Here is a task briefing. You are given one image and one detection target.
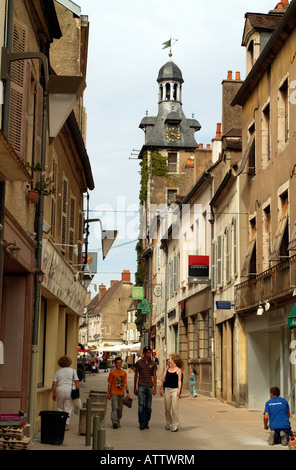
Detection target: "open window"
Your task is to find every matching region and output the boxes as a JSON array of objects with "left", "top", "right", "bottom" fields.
[
  {"left": 241, "top": 218, "right": 256, "bottom": 277},
  {"left": 270, "top": 192, "right": 289, "bottom": 261}
]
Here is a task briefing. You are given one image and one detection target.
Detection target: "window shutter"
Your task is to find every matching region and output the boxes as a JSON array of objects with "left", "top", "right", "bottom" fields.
[
  {"left": 226, "top": 225, "right": 231, "bottom": 283},
  {"left": 233, "top": 216, "right": 238, "bottom": 276},
  {"left": 33, "top": 82, "right": 43, "bottom": 186},
  {"left": 211, "top": 240, "right": 217, "bottom": 292},
  {"left": 217, "top": 234, "right": 223, "bottom": 287},
  {"left": 9, "top": 20, "right": 30, "bottom": 161},
  {"left": 61, "top": 178, "right": 68, "bottom": 252},
  {"left": 69, "top": 196, "right": 76, "bottom": 262}
]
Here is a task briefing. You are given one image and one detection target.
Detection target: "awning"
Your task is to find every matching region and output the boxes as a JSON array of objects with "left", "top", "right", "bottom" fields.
[{"left": 288, "top": 303, "right": 296, "bottom": 329}]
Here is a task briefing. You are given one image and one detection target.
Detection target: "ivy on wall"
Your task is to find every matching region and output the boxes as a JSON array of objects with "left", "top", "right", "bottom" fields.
[{"left": 135, "top": 150, "right": 179, "bottom": 330}]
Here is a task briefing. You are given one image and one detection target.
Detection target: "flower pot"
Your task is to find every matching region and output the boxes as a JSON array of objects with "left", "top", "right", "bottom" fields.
[{"left": 28, "top": 189, "right": 40, "bottom": 203}]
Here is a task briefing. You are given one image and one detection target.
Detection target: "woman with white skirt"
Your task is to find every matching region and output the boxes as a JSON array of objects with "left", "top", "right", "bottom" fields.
[{"left": 52, "top": 355, "right": 80, "bottom": 430}]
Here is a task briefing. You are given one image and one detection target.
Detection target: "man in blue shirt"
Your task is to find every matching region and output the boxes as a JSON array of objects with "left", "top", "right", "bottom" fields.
[{"left": 263, "top": 386, "right": 293, "bottom": 446}]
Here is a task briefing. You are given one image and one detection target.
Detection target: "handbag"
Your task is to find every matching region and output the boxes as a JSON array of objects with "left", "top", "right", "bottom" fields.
[
  {"left": 123, "top": 396, "right": 133, "bottom": 408},
  {"left": 71, "top": 370, "right": 80, "bottom": 400}
]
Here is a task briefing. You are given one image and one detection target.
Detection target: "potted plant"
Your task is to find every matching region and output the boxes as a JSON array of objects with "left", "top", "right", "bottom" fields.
[{"left": 25, "top": 162, "right": 55, "bottom": 203}]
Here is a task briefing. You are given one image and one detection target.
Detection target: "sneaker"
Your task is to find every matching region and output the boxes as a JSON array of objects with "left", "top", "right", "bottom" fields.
[
  {"left": 268, "top": 431, "right": 275, "bottom": 446},
  {"left": 165, "top": 425, "right": 170, "bottom": 430},
  {"left": 139, "top": 425, "right": 145, "bottom": 430},
  {"left": 280, "top": 431, "right": 288, "bottom": 446},
  {"left": 113, "top": 423, "right": 118, "bottom": 429},
  {"left": 171, "top": 427, "right": 178, "bottom": 432}
]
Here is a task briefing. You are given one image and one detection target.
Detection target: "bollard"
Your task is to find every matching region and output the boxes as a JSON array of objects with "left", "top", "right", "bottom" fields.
[
  {"left": 85, "top": 397, "right": 92, "bottom": 446},
  {"left": 104, "top": 444, "right": 113, "bottom": 450},
  {"left": 98, "top": 428, "right": 106, "bottom": 450},
  {"left": 92, "top": 415, "right": 101, "bottom": 450}
]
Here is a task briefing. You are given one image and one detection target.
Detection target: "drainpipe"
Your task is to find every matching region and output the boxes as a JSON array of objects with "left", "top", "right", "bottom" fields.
[
  {"left": 28, "top": 68, "right": 48, "bottom": 437},
  {"left": 204, "top": 171, "right": 215, "bottom": 398}
]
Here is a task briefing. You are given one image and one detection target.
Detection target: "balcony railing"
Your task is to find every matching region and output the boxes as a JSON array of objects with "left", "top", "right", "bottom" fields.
[{"left": 235, "top": 254, "right": 296, "bottom": 312}]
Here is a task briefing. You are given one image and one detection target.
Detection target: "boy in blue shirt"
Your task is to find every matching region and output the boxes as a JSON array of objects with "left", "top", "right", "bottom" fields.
[{"left": 263, "top": 386, "right": 293, "bottom": 446}]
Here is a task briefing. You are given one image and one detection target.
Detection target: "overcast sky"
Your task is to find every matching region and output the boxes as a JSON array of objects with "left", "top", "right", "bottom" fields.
[{"left": 76, "top": 0, "right": 278, "bottom": 295}]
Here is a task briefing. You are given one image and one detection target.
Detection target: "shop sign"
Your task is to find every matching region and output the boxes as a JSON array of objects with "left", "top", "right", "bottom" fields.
[
  {"left": 188, "top": 255, "right": 209, "bottom": 284},
  {"left": 288, "top": 303, "right": 296, "bottom": 329}
]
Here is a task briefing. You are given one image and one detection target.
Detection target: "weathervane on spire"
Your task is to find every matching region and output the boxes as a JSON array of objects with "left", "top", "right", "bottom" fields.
[{"left": 162, "top": 38, "right": 178, "bottom": 58}]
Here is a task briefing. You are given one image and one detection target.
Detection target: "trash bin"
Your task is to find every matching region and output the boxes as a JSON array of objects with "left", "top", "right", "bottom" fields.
[{"left": 39, "top": 411, "right": 69, "bottom": 445}]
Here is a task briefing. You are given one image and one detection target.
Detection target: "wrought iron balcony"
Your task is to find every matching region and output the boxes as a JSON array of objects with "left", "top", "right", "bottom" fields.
[{"left": 235, "top": 254, "right": 296, "bottom": 313}]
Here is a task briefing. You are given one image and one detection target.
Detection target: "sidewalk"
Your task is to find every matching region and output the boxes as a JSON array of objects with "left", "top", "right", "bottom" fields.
[{"left": 31, "top": 370, "right": 295, "bottom": 452}]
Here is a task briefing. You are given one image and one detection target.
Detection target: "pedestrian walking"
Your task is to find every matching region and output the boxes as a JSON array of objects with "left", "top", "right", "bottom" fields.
[
  {"left": 51, "top": 355, "right": 80, "bottom": 431},
  {"left": 263, "top": 386, "right": 293, "bottom": 446},
  {"left": 188, "top": 367, "right": 197, "bottom": 397},
  {"left": 107, "top": 357, "right": 130, "bottom": 429},
  {"left": 134, "top": 346, "right": 157, "bottom": 430},
  {"left": 159, "top": 353, "right": 183, "bottom": 432}
]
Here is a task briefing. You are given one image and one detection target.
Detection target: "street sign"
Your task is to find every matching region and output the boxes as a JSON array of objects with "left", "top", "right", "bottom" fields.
[{"left": 216, "top": 301, "right": 232, "bottom": 310}]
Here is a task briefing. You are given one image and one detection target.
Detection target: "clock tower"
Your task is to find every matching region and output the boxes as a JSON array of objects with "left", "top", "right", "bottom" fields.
[{"left": 138, "top": 53, "right": 201, "bottom": 213}]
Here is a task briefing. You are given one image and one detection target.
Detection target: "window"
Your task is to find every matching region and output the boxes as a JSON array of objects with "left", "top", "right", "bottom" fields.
[
  {"left": 168, "top": 152, "right": 177, "bottom": 172},
  {"left": 248, "top": 123, "right": 256, "bottom": 177},
  {"left": 278, "top": 77, "right": 289, "bottom": 148},
  {"left": 241, "top": 218, "right": 256, "bottom": 277},
  {"left": 270, "top": 191, "right": 289, "bottom": 261},
  {"left": 262, "top": 102, "right": 271, "bottom": 166},
  {"left": 262, "top": 205, "right": 271, "bottom": 270},
  {"left": 198, "top": 311, "right": 211, "bottom": 359},
  {"left": 167, "top": 189, "right": 177, "bottom": 205}
]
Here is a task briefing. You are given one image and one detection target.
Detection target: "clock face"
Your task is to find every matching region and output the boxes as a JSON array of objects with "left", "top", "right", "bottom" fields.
[{"left": 166, "top": 125, "right": 180, "bottom": 142}]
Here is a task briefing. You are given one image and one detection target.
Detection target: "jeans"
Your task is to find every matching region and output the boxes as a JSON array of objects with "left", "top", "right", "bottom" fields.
[
  {"left": 273, "top": 427, "right": 293, "bottom": 444},
  {"left": 138, "top": 385, "right": 153, "bottom": 426}
]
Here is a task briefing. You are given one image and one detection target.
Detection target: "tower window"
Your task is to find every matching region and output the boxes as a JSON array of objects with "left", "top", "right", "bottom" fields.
[{"left": 168, "top": 152, "right": 177, "bottom": 172}]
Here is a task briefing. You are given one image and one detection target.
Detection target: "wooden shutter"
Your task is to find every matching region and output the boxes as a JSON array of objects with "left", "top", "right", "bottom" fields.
[
  {"left": 33, "top": 82, "right": 43, "bottom": 186},
  {"left": 69, "top": 196, "right": 76, "bottom": 262},
  {"left": 61, "top": 178, "right": 68, "bottom": 252},
  {"left": 8, "top": 20, "right": 30, "bottom": 161},
  {"left": 217, "top": 234, "right": 223, "bottom": 287},
  {"left": 270, "top": 203, "right": 288, "bottom": 260}
]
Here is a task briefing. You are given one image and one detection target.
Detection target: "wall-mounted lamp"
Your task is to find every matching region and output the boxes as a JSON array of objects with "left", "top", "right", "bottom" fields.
[
  {"left": 35, "top": 269, "right": 45, "bottom": 284},
  {"left": 292, "top": 286, "right": 296, "bottom": 297},
  {"left": 265, "top": 301, "right": 270, "bottom": 311},
  {"left": 257, "top": 305, "right": 264, "bottom": 316},
  {"left": 3, "top": 240, "right": 21, "bottom": 260}
]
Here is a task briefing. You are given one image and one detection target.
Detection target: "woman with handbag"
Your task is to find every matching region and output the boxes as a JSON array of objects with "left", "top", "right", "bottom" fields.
[{"left": 52, "top": 355, "right": 80, "bottom": 430}]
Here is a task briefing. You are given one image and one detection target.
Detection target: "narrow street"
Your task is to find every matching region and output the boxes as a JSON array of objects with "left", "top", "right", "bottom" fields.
[{"left": 31, "top": 370, "right": 295, "bottom": 452}]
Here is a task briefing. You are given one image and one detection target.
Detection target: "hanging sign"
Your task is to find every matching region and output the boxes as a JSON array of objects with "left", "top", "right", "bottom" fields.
[{"left": 132, "top": 286, "right": 144, "bottom": 300}]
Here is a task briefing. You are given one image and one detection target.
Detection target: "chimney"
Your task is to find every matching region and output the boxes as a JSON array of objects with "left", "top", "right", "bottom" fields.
[
  {"left": 227, "top": 70, "right": 232, "bottom": 79},
  {"left": 99, "top": 283, "right": 106, "bottom": 299},
  {"left": 216, "top": 123, "right": 222, "bottom": 139},
  {"left": 222, "top": 71, "right": 242, "bottom": 136},
  {"left": 121, "top": 270, "right": 131, "bottom": 282}
]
